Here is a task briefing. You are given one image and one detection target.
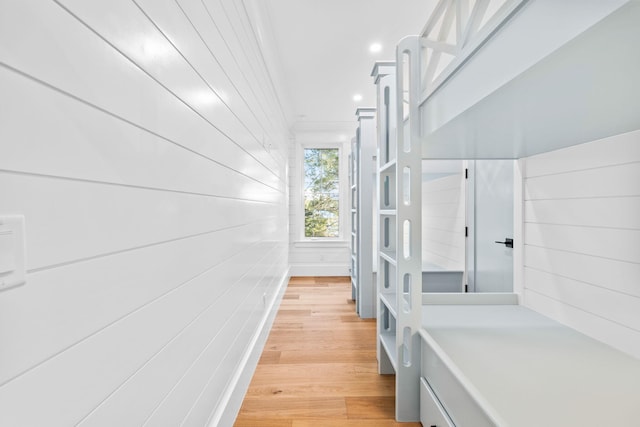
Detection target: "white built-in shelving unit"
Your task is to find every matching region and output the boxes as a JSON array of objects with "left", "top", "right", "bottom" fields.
[
  {"left": 350, "top": 108, "right": 376, "bottom": 318},
  {"left": 372, "top": 56, "right": 422, "bottom": 421},
  {"left": 349, "top": 135, "right": 358, "bottom": 302},
  {"left": 378, "top": 0, "right": 640, "bottom": 424},
  {"left": 372, "top": 61, "right": 396, "bottom": 375}
]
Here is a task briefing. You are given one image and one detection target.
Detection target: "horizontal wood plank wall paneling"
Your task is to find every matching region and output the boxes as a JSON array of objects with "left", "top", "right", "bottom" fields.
[
  {"left": 0, "top": 172, "right": 279, "bottom": 269},
  {"left": 81, "top": 248, "right": 286, "bottom": 427},
  {"left": 234, "top": 277, "right": 422, "bottom": 427},
  {"left": 0, "top": 2, "right": 282, "bottom": 190},
  {"left": 0, "top": 243, "right": 281, "bottom": 426},
  {"left": 522, "top": 130, "right": 640, "bottom": 359},
  {"left": 0, "top": 221, "right": 272, "bottom": 386},
  {"left": 422, "top": 173, "right": 465, "bottom": 270},
  {"left": 0, "top": 0, "right": 290, "bottom": 425}
]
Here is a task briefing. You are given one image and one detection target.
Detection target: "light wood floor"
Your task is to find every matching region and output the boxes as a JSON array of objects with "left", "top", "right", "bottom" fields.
[{"left": 234, "top": 276, "right": 421, "bottom": 427}]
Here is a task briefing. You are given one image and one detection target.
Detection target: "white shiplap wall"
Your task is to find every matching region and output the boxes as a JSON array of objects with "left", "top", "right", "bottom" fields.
[
  {"left": 0, "top": 0, "right": 290, "bottom": 426},
  {"left": 523, "top": 130, "right": 640, "bottom": 359},
  {"left": 422, "top": 172, "right": 466, "bottom": 270}
]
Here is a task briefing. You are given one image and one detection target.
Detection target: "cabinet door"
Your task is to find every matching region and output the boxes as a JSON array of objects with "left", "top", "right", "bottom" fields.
[
  {"left": 420, "top": 377, "right": 455, "bottom": 427},
  {"left": 467, "top": 160, "right": 514, "bottom": 293}
]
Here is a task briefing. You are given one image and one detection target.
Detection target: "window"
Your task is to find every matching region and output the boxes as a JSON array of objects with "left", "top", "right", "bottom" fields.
[{"left": 303, "top": 148, "right": 340, "bottom": 238}]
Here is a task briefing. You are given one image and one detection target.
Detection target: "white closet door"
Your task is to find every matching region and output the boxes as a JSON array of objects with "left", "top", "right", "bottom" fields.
[{"left": 469, "top": 160, "right": 514, "bottom": 293}]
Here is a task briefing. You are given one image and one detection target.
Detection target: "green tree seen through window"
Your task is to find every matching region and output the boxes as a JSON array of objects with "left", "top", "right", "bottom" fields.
[{"left": 304, "top": 148, "right": 339, "bottom": 238}]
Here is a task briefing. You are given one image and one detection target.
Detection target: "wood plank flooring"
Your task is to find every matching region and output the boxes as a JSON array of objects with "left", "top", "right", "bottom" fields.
[{"left": 234, "top": 276, "right": 421, "bottom": 427}]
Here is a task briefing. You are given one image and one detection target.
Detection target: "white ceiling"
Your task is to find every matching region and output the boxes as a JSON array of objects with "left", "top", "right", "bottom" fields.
[{"left": 260, "top": 0, "right": 435, "bottom": 132}]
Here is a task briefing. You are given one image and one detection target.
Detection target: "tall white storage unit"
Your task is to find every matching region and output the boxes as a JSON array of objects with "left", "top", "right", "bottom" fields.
[
  {"left": 350, "top": 136, "right": 358, "bottom": 302},
  {"left": 379, "top": 0, "right": 640, "bottom": 424},
  {"left": 351, "top": 108, "right": 377, "bottom": 318},
  {"left": 373, "top": 52, "right": 423, "bottom": 420},
  {"left": 372, "top": 61, "right": 397, "bottom": 376}
]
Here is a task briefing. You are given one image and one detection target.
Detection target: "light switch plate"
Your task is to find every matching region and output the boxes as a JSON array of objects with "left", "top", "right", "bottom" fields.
[{"left": 0, "top": 215, "right": 26, "bottom": 291}]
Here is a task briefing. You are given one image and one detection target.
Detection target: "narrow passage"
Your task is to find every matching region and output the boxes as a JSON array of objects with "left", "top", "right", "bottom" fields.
[{"left": 234, "top": 276, "right": 421, "bottom": 426}]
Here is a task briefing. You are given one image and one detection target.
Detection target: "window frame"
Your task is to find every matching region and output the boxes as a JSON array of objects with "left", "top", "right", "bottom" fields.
[{"left": 298, "top": 141, "right": 348, "bottom": 242}]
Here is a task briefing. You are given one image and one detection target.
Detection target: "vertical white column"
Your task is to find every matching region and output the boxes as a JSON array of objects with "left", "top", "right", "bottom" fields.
[
  {"left": 350, "top": 137, "right": 358, "bottom": 302},
  {"left": 372, "top": 61, "right": 398, "bottom": 375},
  {"left": 394, "top": 35, "right": 422, "bottom": 422},
  {"left": 355, "top": 108, "right": 377, "bottom": 318}
]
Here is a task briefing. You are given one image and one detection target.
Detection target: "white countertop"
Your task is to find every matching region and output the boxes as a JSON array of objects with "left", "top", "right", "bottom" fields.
[
  {"left": 422, "top": 261, "right": 463, "bottom": 272},
  {"left": 421, "top": 304, "right": 640, "bottom": 427}
]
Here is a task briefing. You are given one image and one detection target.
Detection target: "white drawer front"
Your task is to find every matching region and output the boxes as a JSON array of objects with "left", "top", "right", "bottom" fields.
[
  {"left": 420, "top": 377, "right": 455, "bottom": 427},
  {"left": 421, "top": 339, "right": 495, "bottom": 427}
]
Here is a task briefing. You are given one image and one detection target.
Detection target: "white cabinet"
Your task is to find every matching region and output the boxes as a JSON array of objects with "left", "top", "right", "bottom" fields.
[
  {"left": 350, "top": 107, "right": 376, "bottom": 318},
  {"left": 350, "top": 135, "right": 358, "bottom": 302},
  {"left": 373, "top": 53, "right": 422, "bottom": 422},
  {"left": 419, "top": 302, "right": 640, "bottom": 427},
  {"left": 421, "top": 334, "right": 494, "bottom": 427},
  {"left": 420, "top": 378, "right": 455, "bottom": 427},
  {"left": 373, "top": 61, "right": 398, "bottom": 375}
]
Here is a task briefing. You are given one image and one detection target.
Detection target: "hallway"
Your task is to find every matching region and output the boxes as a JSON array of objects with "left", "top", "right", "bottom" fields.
[{"left": 234, "top": 277, "right": 421, "bottom": 426}]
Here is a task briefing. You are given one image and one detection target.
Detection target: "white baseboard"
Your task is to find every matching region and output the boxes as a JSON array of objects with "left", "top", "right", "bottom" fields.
[
  {"left": 289, "top": 263, "right": 350, "bottom": 277},
  {"left": 207, "top": 267, "right": 290, "bottom": 427}
]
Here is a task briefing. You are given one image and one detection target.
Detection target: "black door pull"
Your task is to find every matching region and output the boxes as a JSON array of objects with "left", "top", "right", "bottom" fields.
[{"left": 495, "top": 238, "right": 514, "bottom": 248}]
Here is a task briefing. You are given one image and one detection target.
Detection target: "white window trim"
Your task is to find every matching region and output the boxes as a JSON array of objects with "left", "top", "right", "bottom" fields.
[{"left": 298, "top": 141, "right": 349, "bottom": 242}]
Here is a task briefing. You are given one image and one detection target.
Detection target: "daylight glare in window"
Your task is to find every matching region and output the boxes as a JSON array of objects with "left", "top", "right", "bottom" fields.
[{"left": 304, "top": 148, "right": 340, "bottom": 238}]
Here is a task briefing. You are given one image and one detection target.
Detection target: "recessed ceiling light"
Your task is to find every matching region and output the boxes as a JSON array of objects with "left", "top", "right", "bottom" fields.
[
  {"left": 369, "top": 43, "right": 382, "bottom": 53},
  {"left": 353, "top": 94, "right": 363, "bottom": 102}
]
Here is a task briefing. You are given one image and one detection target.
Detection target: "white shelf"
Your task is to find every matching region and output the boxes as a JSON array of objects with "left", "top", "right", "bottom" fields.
[
  {"left": 380, "top": 292, "right": 398, "bottom": 318},
  {"left": 379, "top": 250, "right": 397, "bottom": 266},
  {"left": 379, "top": 209, "right": 396, "bottom": 216},
  {"left": 379, "top": 332, "right": 398, "bottom": 372},
  {"left": 379, "top": 159, "right": 397, "bottom": 173}
]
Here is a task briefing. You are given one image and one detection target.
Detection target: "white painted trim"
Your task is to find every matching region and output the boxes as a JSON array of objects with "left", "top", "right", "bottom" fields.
[
  {"left": 422, "top": 292, "right": 518, "bottom": 305},
  {"left": 513, "top": 159, "right": 525, "bottom": 300},
  {"left": 291, "top": 240, "right": 349, "bottom": 248},
  {"left": 297, "top": 141, "right": 350, "bottom": 242},
  {"left": 207, "top": 268, "right": 290, "bottom": 427},
  {"left": 289, "top": 264, "right": 350, "bottom": 277},
  {"left": 419, "top": 328, "right": 510, "bottom": 427},
  {"left": 292, "top": 121, "right": 357, "bottom": 133},
  {"left": 419, "top": 0, "right": 529, "bottom": 100}
]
